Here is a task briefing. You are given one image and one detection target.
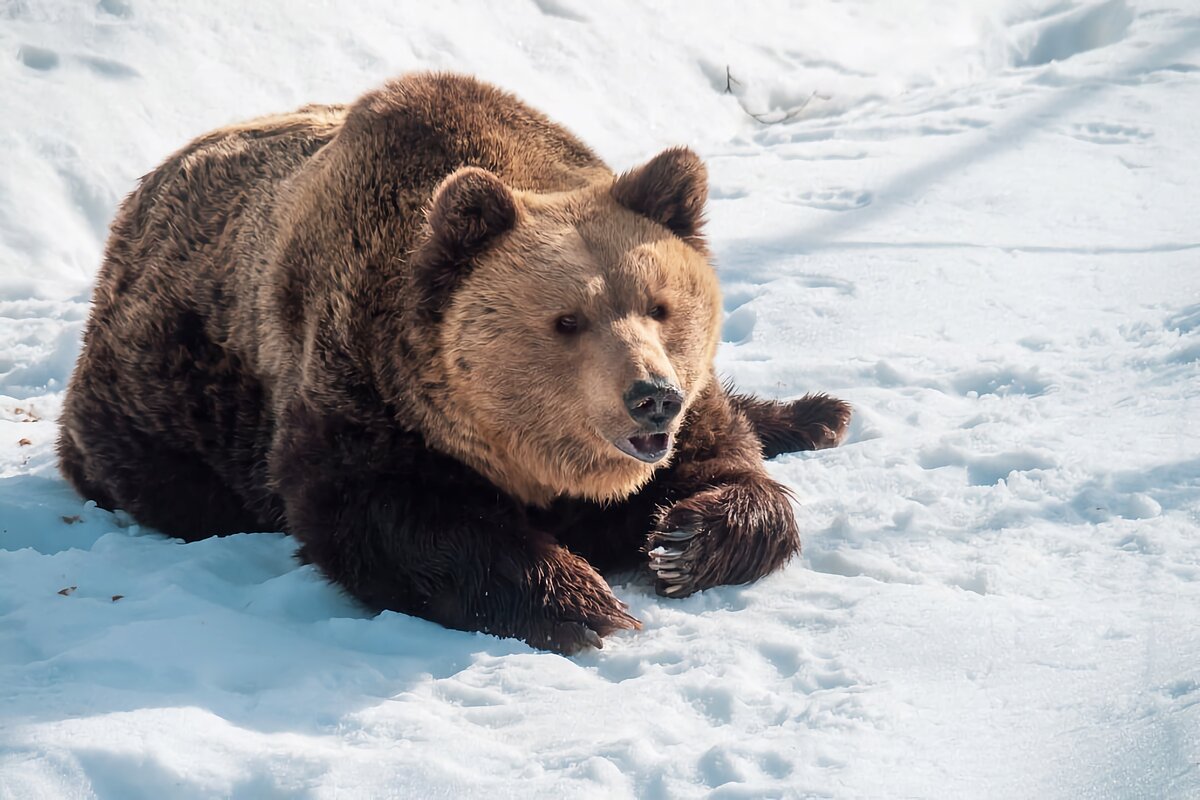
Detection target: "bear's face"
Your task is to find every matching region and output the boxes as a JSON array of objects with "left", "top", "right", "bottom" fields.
[{"left": 417, "top": 150, "right": 720, "bottom": 505}]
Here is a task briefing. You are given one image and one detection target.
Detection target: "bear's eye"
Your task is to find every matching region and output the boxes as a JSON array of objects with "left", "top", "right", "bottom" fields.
[
  {"left": 554, "top": 314, "right": 580, "bottom": 335},
  {"left": 648, "top": 304, "right": 668, "bottom": 321}
]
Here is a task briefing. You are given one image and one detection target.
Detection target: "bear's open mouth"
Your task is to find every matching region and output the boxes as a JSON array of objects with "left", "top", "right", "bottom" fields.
[{"left": 615, "top": 432, "right": 671, "bottom": 463}]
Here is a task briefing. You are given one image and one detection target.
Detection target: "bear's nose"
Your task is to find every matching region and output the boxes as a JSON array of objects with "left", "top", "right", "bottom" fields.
[{"left": 624, "top": 379, "right": 683, "bottom": 429}]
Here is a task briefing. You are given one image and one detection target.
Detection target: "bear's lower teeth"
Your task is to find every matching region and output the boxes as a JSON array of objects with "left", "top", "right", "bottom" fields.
[
  {"left": 629, "top": 433, "right": 668, "bottom": 455},
  {"left": 624, "top": 434, "right": 672, "bottom": 460},
  {"left": 614, "top": 433, "right": 671, "bottom": 463}
]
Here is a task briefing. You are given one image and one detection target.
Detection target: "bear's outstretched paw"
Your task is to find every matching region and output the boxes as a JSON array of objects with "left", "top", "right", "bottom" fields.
[
  {"left": 733, "top": 391, "right": 853, "bottom": 457},
  {"left": 776, "top": 393, "right": 852, "bottom": 452},
  {"left": 796, "top": 393, "right": 854, "bottom": 450}
]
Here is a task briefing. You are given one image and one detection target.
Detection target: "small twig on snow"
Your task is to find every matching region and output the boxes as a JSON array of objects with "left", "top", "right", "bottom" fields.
[
  {"left": 723, "top": 65, "right": 829, "bottom": 126},
  {"left": 743, "top": 90, "right": 827, "bottom": 125},
  {"left": 724, "top": 65, "right": 741, "bottom": 94}
]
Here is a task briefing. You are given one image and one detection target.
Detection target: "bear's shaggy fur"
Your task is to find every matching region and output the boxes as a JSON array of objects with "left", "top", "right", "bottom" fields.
[{"left": 58, "top": 73, "right": 851, "bottom": 653}]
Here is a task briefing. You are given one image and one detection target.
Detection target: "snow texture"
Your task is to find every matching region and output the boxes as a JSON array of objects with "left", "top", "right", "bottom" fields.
[{"left": 2, "top": 1, "right": 1198, "bottom": 797}]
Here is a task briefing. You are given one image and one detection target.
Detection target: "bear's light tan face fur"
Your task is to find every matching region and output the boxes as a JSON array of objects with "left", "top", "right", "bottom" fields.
[{"left": 439, "top": 185, "right": 721, "bottom": 506}]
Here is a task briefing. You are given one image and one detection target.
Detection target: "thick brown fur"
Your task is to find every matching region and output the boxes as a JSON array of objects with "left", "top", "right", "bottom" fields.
[{"left": 58, "top": 73, "right": 851, "bottom": 654}]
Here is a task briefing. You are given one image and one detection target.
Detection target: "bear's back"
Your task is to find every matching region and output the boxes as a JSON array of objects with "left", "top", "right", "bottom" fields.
[
  {"left": 85, "top": 104, "right": 345, "bottom": 326},
  {"left": 96, "top": 74, "right": 610, "bottom": 330},
  {"left": 341, "top": 73, "right": 610, "bottom": 196}
]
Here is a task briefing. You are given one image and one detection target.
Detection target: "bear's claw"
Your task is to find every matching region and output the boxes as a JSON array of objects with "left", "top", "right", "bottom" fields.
[
  {"left": 579, "top": 626, "right": 604, "bottom": 650},
  {"left": 541, "top": 621, "right": 605, "bottom": 654},
  {"left": 656, "top": 529, "right": 696, "bottom": 541},
  {"left": 648, "top": 526, "right": 703, "bottom": 597},
  {"left": 536, "top": 606, "right": 639, "bottom": 655}
]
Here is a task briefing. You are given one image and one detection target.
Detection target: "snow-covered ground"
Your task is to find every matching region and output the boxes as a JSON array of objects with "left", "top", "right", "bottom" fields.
[{"left": 2, "top": 0, "right": 1198, "bottom": 797}]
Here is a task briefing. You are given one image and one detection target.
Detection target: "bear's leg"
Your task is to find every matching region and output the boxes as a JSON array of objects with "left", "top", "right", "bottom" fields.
[
  {"left": 543, "top": 496, "right": 660, "bottom": 575},
  {"left": 58, "top": 411, "right": 267, "bottom": 541},
  {"left": 273, "top": 401, "right": 640, "bottom": 654},
  {"left": 727, "top": 390, "right": 851, "bottom": 457}
]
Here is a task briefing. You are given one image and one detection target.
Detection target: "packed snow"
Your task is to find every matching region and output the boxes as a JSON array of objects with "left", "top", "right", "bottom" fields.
[{"left": 2, "top": 0, "right": 1198, "bottom": 797}]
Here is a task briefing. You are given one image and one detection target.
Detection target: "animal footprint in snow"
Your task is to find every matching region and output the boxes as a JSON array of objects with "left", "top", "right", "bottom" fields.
[
  {"left": 1068, "top": 121, "right": 1152, "bottom": 145},
  {"left": 98, "top": 0, "right": 134, "bottom": 17},
  {"left": 17, "top": 45, "right": 59, "bottom": 71},
  {"left": 786, "top": 188, "right": 871, "bottom": 211}
]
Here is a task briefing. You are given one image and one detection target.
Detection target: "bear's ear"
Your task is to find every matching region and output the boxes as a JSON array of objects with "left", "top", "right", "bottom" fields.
[
  {"left": 427, "top": 167, "right": 518, "bottom": 262},
  {"left": 417, "top": 167, "right": 518, "bottom": 317},
  {"left": 612, "top": 147, "right": 708, "bottom": 250}
]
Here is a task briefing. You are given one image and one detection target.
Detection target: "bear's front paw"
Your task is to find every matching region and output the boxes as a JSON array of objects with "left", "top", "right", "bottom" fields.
[
  {"left": 521, "top": 551, "right": 642, "bottom": 655},
  {"left": 647, "top": 480, "right": 800, "bottom": 598}
]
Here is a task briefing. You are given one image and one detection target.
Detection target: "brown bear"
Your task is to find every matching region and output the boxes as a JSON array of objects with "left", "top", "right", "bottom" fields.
[{"left": 57, "top": 73, "right": 850, "bottom": 654}]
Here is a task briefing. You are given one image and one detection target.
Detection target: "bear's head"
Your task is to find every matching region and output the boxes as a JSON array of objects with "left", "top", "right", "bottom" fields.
[{"left": 413, "top": 148, "right": 721, "bottom": 506}]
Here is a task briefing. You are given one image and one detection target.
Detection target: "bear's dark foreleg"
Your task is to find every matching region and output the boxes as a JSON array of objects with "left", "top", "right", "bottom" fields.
[
  {"left": 726, "top": 389, "right": 851, "bottom": 457},
  {"left": 272, "top": 399, "right": 639, "bottom": 654}
]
